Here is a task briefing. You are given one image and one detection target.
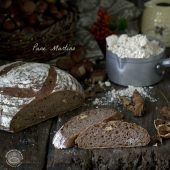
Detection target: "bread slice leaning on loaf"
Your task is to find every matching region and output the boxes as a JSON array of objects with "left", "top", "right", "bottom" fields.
[
  {"left": 52, "top": 108, "right": 123, "bottom": 149},
  {"left": 0, "top": 62, "right": 84, "bottom": 132},
  {"left": 75, "top": 121, "right": 150, "bottom": 149}
]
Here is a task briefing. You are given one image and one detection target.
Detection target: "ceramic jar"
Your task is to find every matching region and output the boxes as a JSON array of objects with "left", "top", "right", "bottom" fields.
[{"left": 141, "top": 0, "right": 170, "bottom": 47}]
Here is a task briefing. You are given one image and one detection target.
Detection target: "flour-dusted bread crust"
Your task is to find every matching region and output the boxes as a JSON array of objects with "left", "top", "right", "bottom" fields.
[
  {"left": 52, "top": 108, "right": 123, "bottom": 149},
  {"left": 75, "top": 121, "right": 150, "bottom": 149},
  {"left": 0, "top": 62, "right": 84, "bottom": 132}
]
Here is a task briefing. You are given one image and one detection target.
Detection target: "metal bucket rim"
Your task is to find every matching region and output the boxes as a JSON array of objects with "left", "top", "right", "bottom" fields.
[{"left": 106, "top": 50, "right": 165, "bottom": 64}]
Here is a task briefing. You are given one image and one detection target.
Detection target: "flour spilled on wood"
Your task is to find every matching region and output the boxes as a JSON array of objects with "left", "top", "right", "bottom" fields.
[{"left": 92, "top": 85, "right": 157, "bottom": 106}]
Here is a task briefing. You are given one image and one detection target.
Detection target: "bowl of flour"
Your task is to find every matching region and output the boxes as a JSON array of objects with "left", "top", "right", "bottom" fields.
[{"left": 106, "top": 34, "right": 169, "bottom": 86}]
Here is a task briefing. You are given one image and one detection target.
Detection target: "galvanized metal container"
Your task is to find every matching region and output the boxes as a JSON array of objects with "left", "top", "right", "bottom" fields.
[{"left": 106, "top": 40, "right": 170, "bottom": 86}]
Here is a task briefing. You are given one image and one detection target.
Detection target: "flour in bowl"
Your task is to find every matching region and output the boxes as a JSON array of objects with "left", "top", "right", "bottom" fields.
[{"left": 106, "top": 34, "right": 164, "bottom": 59}]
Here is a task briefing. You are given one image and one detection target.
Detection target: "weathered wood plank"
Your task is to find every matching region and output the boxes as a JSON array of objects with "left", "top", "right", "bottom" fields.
[{"left": 0, "top": 120, "right": 52, "bottom": 170}]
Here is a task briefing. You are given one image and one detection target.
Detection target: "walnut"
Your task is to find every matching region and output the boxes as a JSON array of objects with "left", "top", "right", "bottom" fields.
[
  {"left": 160, "top": 106, "right": 170, "bottom": 120},
  {"left": 70, "top": 45, "right": 85, "bottom": 63},
  {"left": 56, "top": 56, "right": 75, "bottom": 70},
  {"left": 154, "top": 119, "right": 170, "bottom": 139},
  {"left": 0, "top": 0, "right": 12, "bottom": 9},
  {"left": 90, "top": 69, "right": 106, "bottom": 84},
  {"left": 21, "top": 1, "right": 36, "bottom": 15},
  {"left": 3, "top": 18, "right": 16, "bottom": 31},
  {"left": 70, "top": 64, "right": 86, "bottom": 78}
]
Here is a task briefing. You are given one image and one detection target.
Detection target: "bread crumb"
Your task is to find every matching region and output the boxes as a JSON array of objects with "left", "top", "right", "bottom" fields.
[
  {"left": 105, "top": 126, "right": 113, "bottom": 131},
  {"left": 79, "top": 114, "right": 88, "bottom": 119}
]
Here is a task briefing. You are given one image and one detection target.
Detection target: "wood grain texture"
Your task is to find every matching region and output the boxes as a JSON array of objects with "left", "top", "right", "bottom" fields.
[{"left": 0, "top": 120, "right": 52, "bottom": 170}]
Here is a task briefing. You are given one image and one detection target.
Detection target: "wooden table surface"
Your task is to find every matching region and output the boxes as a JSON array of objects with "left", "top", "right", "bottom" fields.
[
  {"left": 0, "top": 50, "right": 170, "bottom": 170},
  {"left": 46, "top": 70, "right": 170, "bottom": 170}
]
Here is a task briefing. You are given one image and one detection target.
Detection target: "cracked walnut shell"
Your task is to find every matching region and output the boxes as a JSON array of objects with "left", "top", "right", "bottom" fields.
[{"left": 154, "top": 119, "right": 170, "bottom": 139}]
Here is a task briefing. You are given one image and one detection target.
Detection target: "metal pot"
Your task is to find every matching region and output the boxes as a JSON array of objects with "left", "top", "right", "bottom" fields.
[{"left": 106, "top": 48, "right": 170, "bottom": 87}]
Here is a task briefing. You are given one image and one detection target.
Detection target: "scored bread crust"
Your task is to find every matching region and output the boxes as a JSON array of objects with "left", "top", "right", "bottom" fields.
[
  {"left": 0, "top": 62, "right": 84, "bottom": 132},
  {"left": 52, "top": 108, "right": 123, "bottom": 149},
  {"left": 75, "top": 121, "right": 150, "bottom": 149}
]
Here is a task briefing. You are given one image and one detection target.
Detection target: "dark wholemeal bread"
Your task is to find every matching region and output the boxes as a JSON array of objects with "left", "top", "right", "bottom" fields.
[
  {"left": 75, "top": 121, "right": 150, "bottom": 149},
  {"left": 0, "top": 61, "right": 84, "bottom": 132},
  {"left": 52, "top": 108, "right": 123, "bottom": 149}
]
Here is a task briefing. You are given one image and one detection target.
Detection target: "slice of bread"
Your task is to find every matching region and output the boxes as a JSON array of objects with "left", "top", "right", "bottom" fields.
[
  {"left": 52, "top": 108, "right": 123, "bottom": 149},
  {"left": 75, "top": 121, "right": 150, "bottom": 149}
]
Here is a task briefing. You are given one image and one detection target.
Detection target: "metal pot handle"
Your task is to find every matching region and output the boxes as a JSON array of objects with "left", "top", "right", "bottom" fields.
[
  {"left": 155, "top": 58, "right": 170, "bottom": 76},
  {"left": 160, "top": 58, "right": 170, "bottom": 67}
]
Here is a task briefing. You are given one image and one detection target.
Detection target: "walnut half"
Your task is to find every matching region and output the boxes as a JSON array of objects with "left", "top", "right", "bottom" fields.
[
  {"left": 154, "top": 119, "right": 170, "bottom": 139},
  {"left": 160, "top": 106, "right": 170, "bottom": 120}
]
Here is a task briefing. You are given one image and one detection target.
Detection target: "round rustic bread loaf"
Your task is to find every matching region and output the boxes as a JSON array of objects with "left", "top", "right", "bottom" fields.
[{"left": 0, "top": 61, "right": 84, "bottom": 132}]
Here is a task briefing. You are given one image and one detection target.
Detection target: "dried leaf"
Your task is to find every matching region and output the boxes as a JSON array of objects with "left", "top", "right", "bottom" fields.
[
  {"left": 154, "top": 119, "right": 170, "bottom": 139},
  {"left": 133, "top": 103, "right": 144, "bottom": 117},
  {"left": 131, "top": 90, "right": 144, "bottom": 117},
  {"left": 160, "top": 106, "right": 170, "bottom": 120},
  {"left": 120, "top": 90, "right": 144, "bottom": 117}
]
